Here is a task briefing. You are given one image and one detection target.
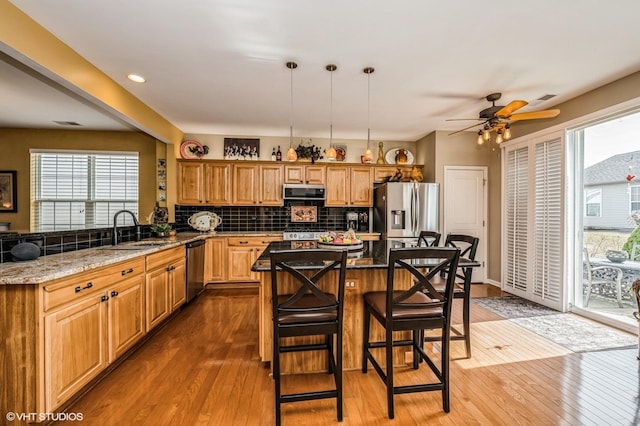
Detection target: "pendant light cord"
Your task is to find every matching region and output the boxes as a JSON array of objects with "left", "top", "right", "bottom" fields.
[{"left": 289, "top": 64, "right": 294, "bottom": 148}]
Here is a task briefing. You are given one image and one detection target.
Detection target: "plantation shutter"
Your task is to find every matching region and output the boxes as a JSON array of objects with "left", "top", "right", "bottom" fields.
[
  {"left": 533, "top": 138, "right": 563, "bottom": 302},
  {"left": 504, "top": 146, "right": 529, "bottom": 292}
]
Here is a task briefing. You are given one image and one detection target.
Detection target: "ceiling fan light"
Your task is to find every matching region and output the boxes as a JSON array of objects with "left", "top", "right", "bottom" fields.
[
  {"left": 483, "top": 129, "right": 491, "bottom": 141},
  {"left": 476, "top": 131, "right": 485, "bottom": 145},
  {"left": 495, "top": 130, "right": 504, "bottom": 145},
  {"left": 504, "top": 126, "right": 512, "bottom": 140}
]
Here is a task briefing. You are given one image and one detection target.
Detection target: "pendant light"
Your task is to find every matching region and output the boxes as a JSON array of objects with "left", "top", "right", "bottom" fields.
[
  {"left": 286, "top": 61, "right": 298, "bottom": 161},
  {"left": 325, "top": 64, "right": 337, "bottom": 161},
  {"left": 362, "top": 67, "right": 375, "bottom": 163}
]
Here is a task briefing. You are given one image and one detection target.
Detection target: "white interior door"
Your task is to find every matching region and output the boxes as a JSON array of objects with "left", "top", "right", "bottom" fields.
[{"left": 444, "top": 166, "right": 487, "bottom": 282}]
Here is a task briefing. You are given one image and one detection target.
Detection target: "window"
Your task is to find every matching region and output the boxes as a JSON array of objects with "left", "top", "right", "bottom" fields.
[
  {"left": 584, "top": 188, "right": 602, "bottom": 217},
  {"left": 31, "top": 150, "right": 139, "bottom": 231},
  {"left": 630, "top": 185, "right": 640, "bottom": 212}
]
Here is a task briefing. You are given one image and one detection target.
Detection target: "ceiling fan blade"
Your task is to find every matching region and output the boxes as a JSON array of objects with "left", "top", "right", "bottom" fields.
[
  {"left": 445, "top": 118, "right": 484, "bottom": 121},
  {"left": 448, "top": 121, "right": 487, "bottom": 136},
  {"left": 496, "top": 100, "right": 528, "bottom": 117},
  {"left": 509, "top": 109, "right": 560, "bottom": 122}
]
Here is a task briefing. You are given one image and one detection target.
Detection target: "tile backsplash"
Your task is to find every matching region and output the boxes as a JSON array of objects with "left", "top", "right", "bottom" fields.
[{"left": 0, "top": 203, "right": 369, "bottom": 263}]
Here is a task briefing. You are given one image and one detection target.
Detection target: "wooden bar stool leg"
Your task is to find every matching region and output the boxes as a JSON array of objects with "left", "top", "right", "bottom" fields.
[
  {"left": 362, "top": 305, "right": 371, "bottom": 374},
  {"left": 386, "top": 326, "right": 395, "bottom": 419}
]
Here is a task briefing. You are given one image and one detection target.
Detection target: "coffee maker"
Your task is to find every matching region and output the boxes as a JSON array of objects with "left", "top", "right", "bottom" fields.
[
  {"left": 346, "top": 212, "right": 358, "bottom": 230},
  {"left": 358, "top": 212, "right": 369, "bottom": 232}
]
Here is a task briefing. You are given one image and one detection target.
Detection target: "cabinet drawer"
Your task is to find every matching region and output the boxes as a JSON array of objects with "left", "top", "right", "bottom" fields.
[
  {"left": 43, "top": 257, "right": 144, "bottom": 312},
  {"left": 146, "top": 246, "right": 185, "bottom": 271},
  {"left": 227, "top": 236, "right": 282, "bottom": 247}
]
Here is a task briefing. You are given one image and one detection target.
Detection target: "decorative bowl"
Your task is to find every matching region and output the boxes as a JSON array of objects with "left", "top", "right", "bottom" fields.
[{"left": 605, "top": 250, "right": 628, "bottom": 263}]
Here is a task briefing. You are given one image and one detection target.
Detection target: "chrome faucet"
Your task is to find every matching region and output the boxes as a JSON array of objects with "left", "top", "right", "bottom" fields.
[{"left": 112, "top": 210, "right": 141, "bottom": 245}]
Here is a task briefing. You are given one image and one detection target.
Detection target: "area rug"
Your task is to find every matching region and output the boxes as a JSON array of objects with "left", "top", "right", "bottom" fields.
[
  {"left": 472, "top": 296, "right": 558, "bottom": 319},
  {"left": 472, "top": 296, "right": 638, "bottom": 352}
]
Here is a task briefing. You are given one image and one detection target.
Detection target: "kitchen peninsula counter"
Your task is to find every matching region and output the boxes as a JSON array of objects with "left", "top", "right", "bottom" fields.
[
  {"left": 251, "top": 240, "right": 478, "bottom": 372},
  {"left": 0, "top": 232, "right": 207, "bottom": 285}
]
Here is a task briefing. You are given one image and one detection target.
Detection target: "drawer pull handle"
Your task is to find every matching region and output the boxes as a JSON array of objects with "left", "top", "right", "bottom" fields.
[
  {"left": 121, "top": 268, "right": 134, "bottom": 276},
  {"left": 166, "top": 265, "right": 176, "bottom": 271},
  {"left": 111, "top": 290, "right": 119, "bottom": 297},
  {"left": 75, "top": 282, "right": 93, "bottom": 293},
  {"left": 239, "top": 241, "right": 249, "bottom": 244},
  {"left": 101, "top": 295, "right": 109, "bottom": 302}
]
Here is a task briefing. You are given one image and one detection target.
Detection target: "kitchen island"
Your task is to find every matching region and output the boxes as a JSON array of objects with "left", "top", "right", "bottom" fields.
[{"left": 251, "top": 240, "right": 479, "bottom": 373}]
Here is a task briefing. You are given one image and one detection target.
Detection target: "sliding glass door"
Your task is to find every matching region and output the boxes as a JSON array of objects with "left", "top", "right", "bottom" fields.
[{"left": 569, "top": 109, "right": 640, "bottom": 333}]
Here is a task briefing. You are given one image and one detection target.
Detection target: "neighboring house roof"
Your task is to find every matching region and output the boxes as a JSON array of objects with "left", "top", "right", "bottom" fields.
[{"left": 584, "top": 150, "right": 640, "bottom": 185}]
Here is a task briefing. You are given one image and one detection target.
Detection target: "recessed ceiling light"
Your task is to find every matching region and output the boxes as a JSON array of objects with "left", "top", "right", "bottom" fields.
[{"left": 127, "top": 74, "right": 146, "bottom": 83}]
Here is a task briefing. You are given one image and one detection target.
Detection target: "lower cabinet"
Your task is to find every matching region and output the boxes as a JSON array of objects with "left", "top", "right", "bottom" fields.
[
  {"left": 227, "top": 236, "right": 282, "bottom": 282},
  {"left": 205, "top": 238, "right": 227, "bottom": 282},
  {"left": 42, "top": 258, "right": 145, "bottom": 412},
  {"left": 146, "top": 246, "right": 186, "bottom": 331}
]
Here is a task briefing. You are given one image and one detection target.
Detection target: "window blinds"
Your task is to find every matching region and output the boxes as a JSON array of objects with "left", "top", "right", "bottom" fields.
[
  {"left": 31, "top": 151, "right": 138, "bottom": 231},
  {"left": 505, "top": 146, "right": 529, "bottom": 292},
  {"left": 534, "top": 138, "right": 563, "bottom": 302}
]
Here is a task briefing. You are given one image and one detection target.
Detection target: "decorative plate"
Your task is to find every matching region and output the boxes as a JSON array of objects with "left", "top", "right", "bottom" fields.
[
  {"left": 180, "top": 140, "right": 204, "bottom": 159},
  {"left": 385, "top": 148, "right": 414, "bottom": 165},
  {"left": 188, "top": 211, "right": 222, "bottom": 232},
  {"left": 317, "top": 240, "right": 364, "bottom": 251}
]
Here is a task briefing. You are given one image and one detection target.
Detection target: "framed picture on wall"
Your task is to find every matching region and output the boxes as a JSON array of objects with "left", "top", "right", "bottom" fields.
[
  {"left": 224, "top": 138, "right": 260, "bottom": 160},
  {"left": 0, "top": 170, "right": 17, "bottom": 212}
]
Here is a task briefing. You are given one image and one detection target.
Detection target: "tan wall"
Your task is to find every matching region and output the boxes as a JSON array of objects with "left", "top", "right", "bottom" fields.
[
  {"left": 0, "top": 129, "right": 159, "bottom": 231},
  {"left": 415, "top": 130, "right": 501, "bottom": 281}
]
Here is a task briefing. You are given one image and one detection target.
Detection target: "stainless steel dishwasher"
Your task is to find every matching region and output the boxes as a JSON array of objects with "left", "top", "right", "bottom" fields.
[{"left": 185, "top": 239, "right": 205, "bottom": 302}]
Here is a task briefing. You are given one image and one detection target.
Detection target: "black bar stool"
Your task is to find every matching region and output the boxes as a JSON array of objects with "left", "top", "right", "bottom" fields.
[
  {"left": 418, "top": 230, "right": 441, "bottom": 247},
  {"left": 269, "top": 249, "right": 348, "bottom": 426},
  {"left": 362, "top": 246, "right": 460, "bottom": 419}
]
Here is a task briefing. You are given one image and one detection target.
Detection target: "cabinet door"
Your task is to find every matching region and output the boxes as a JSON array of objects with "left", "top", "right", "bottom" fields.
[
  {"left": 204, "top": 163, "right": 231, "bottom": 205},
  {"left": 146, "top": 267, "right": 170, "bottom": 331},
  {"left": 228, "top": 246, "right": 256, "bottom": 281},
  {"left": 305, "top": 165, "right": 326, "bottom": 184},
  {"left": 232, "top": 164, "right": 259, "bottom": 205},
  {"left": 259, "top": 164, "right": 284, "bottom": 205},
  {"left": 205, "top": 238, "right": 226, "bottom": 282},
  {"left": 325, "top": 166, "right": 350, "bottom": 206},
  {"left": 44, "top": 294, "right": 108, "bottom": 411},
  {"left": 350, "top": 167, "right": 374, "bottom": 206},
  {"left": 284, "top": 165, "right": 305, "bottom": 184},
  {"left": 170, "top": 258, "right": 187, "bottom": 311},
  {"left": 109, "top": 275, "right": 145, "bottom": 362},
  {"left": 177, "top": 162, "right": 204, "bottom": 204}
]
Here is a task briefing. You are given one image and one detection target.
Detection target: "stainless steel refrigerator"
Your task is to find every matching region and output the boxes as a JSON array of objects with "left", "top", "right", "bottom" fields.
[{"left": 373, "top": 182, "right": 439, "bottom": 240}]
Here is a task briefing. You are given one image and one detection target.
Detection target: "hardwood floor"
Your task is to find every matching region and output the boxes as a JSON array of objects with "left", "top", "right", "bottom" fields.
[{"left": 59, "top": 286, "right": 640, "bottom": 425}]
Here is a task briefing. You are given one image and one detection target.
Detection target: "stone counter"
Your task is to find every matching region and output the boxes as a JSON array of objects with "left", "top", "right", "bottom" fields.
[{"left": 0, "top": 233, "right": 206, "bottom": 285}]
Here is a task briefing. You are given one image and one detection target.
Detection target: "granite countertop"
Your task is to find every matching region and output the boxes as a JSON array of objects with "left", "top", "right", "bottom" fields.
[
  {"left": 0, "top": 233, "right": 206, "bottom": 285},
  {"left": 251, "top": 240, "right": 480, "bottom": 272}
]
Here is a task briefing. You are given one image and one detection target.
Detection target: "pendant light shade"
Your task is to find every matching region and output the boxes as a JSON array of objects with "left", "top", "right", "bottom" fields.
[
  {"left": 325, "top": 64, "right": 337, "bottom": 161},
  {"left": 362, "top": 67, "right": 375, "bottom": 163},
  {"left": 286, "top": 61, "right": 298, "bottom": 161}
]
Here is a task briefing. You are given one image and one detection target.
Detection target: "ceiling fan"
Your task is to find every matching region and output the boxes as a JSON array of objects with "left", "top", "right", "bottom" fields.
[{"left": 447, "top": 93, "right": 560, "bottom": 144}]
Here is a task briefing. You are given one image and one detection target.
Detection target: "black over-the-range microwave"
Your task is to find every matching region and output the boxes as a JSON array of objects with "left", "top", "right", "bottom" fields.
[{"left": 283, "top": 184, "right": 326, "bottom": 201}]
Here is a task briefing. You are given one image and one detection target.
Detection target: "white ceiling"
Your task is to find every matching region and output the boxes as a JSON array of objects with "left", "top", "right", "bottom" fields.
[{"left": 4, "top": 0, "right": 640, "bottom": 141}]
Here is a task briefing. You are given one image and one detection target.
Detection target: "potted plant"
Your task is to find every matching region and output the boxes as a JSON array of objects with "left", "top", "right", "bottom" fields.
[
  {"left": 295, "top": 139, "right": 324, "bottom": 163},
  {"left": 151, "top": 223, "right": 172, "bottom": 237}
]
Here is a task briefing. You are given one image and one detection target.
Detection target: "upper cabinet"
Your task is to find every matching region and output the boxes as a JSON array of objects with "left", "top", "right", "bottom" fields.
[
  {"left": 178, "top": 160, "right": 419, "bottom": 207},
  {"left": 284, "top": 164, "right": 326, "bottom": 184},
  {"left": 232, "top": 163, "right": 284, "bottom": 206},
  {"left": 325, "top": 165, "right": 373, "bottom": 207},
  {"left": 177, "top": 162, "right": 231, "bottom": 205}
]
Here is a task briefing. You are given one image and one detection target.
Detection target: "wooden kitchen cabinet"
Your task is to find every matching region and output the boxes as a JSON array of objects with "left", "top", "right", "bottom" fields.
[
  {"left": 146, "top": 246, "right": 186, "bottom": 330},
  {"left": 373, "top": 165, "right": 414, "bottom": 183},
  {"left": 44, "top": 292, "right": 108, "bottom": 412},
  {"left": 108, "top": 275, "right": 145, "bottom": 361},
  {"left": 284, "top": 164, "right": 326, "bottom": 184},
  {"left": 177, "top": 161, "right": 231, "bottom": 205},
  {"left": 205, "top": 238, "right": 227, "bottom": 282},
  {"left": 226, "top": 236, "right": 282, "bottom": 282},
  {"left": 233, "top": 163, "right": 284, "bottom": 206},
  {"left": 42, "top": 257, "right": 145, "bottom": 412},
  {"left": 325, "top": 165, "right": 373, "bottom": 207}
]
